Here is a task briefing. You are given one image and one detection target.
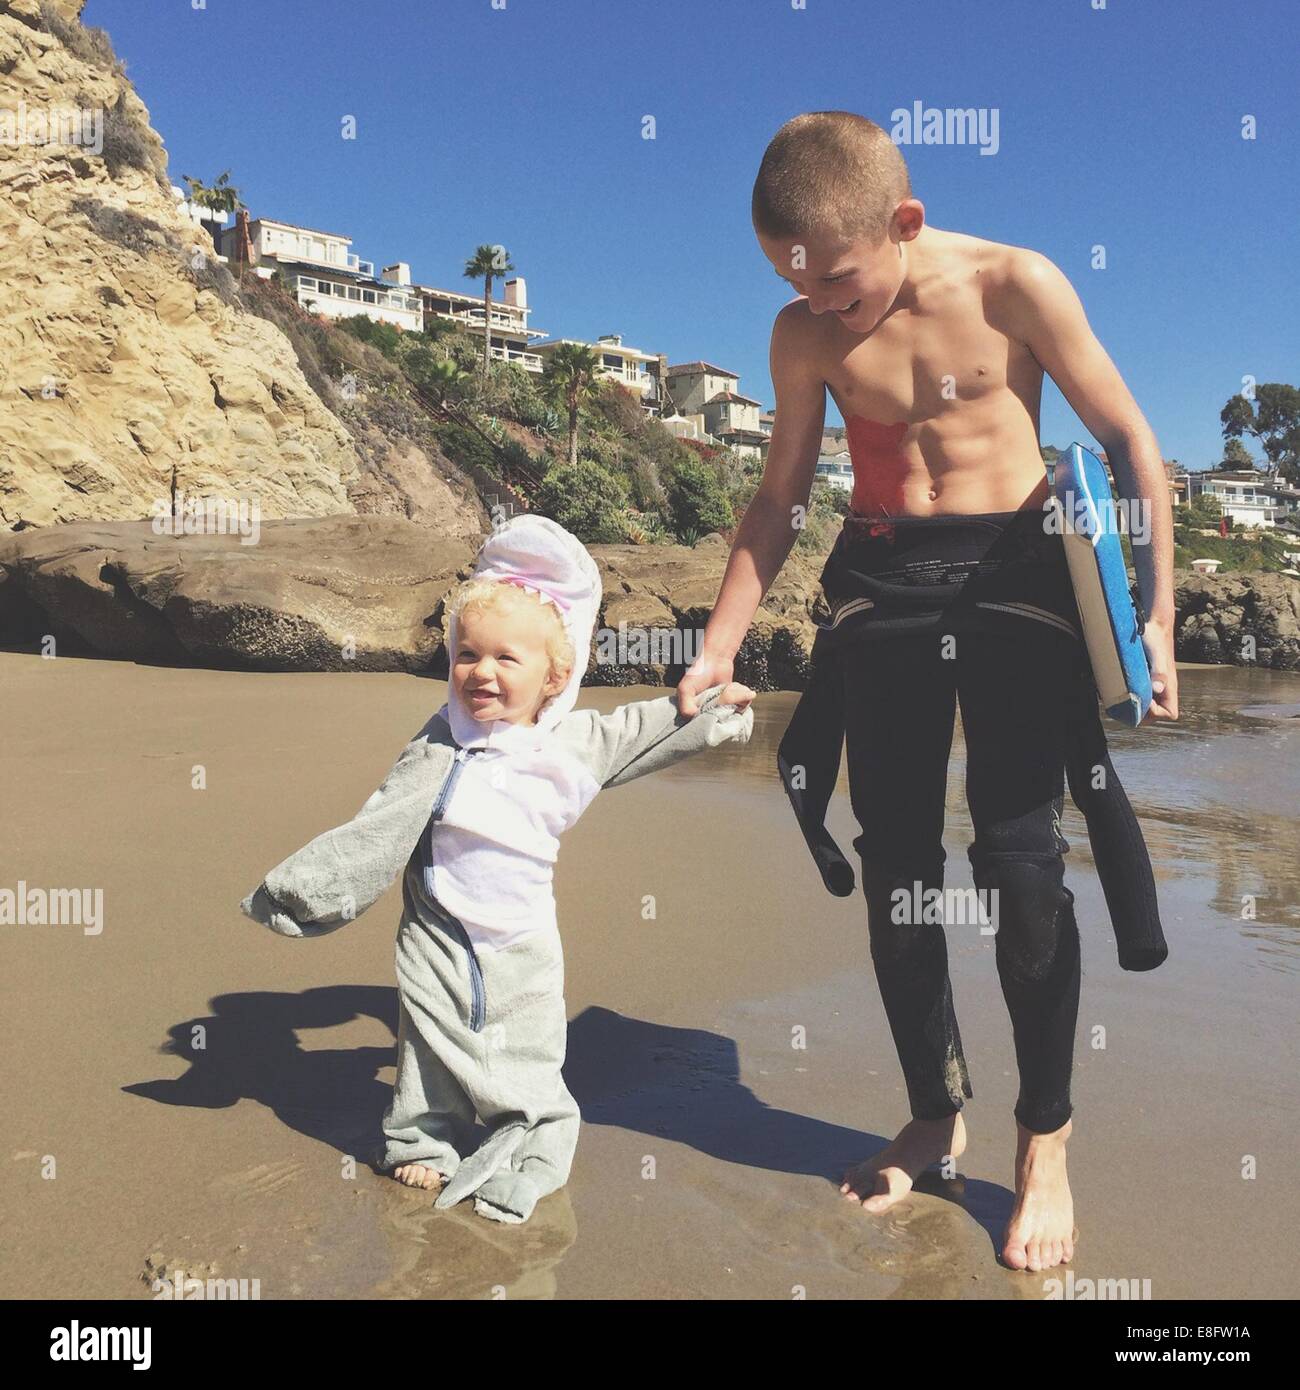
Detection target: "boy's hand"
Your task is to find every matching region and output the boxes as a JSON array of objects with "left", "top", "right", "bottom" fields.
[
  {"left": 676, "top": 653, "right": 735, "bottom": 716},
  {"left": 1141, "top": 618, "right": 1179, "bottom": 722},
  {"left": 718, "top": 681, "right": 757, "bottom": 712}
]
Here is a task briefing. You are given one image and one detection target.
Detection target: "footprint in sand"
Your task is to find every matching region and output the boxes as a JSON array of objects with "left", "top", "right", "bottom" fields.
[{"left": 210, "top": 1160, "right": 304, "bottom": 1200}]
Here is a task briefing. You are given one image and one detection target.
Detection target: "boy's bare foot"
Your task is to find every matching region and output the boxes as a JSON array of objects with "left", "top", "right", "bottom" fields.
[
  {"left": 1001, "top": 1118, "right": 1076, "bottom": 1271},
  {"left": 390, "top": 1162, "right": 446, "bottom": 1192},
  {"left": 841, "top": 1111, "right": 967, "bottom": 1213}
]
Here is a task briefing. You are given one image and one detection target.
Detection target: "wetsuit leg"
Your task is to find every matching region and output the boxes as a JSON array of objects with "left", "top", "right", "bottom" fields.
[
  {"left": 840, "top": 632, "right": 975, "bottom": 1121},
  {"left": 1063, "top": 657, "right": 1168, "bottom": 971},
  {"left": 956, "top": 626, "right": 1083, "bottom": 1135}
]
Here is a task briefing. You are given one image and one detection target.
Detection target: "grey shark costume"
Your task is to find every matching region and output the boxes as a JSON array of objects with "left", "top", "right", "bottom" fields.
[{"left": 241, "top": 516, "right": 753, "bottom": 1223}]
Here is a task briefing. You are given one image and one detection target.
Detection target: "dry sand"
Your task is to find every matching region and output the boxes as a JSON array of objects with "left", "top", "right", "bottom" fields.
[{"left": 2, "top": 651, "right": 1297, "bottom": 1299}]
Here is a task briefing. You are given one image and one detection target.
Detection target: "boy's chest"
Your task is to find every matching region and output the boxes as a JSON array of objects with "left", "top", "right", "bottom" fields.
[{"left": 824, "top": 282, "right": 1042, "bottom": 423}]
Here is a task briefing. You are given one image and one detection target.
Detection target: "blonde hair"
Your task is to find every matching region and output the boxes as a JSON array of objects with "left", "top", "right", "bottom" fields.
[
  {"left": 752, "top": 111, "right": 912, "bottom": 248},
  {"left": 447, "top": 577, "right": 575, "bottom": 693}
]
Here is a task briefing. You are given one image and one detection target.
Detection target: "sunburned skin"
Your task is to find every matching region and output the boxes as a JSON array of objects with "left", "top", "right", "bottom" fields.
[
  {"left": 844, "top": 415, "right": 911, "bottom": 516},
  {"left": 767, "top": 224, "right": 1063, "bottom": 519}
]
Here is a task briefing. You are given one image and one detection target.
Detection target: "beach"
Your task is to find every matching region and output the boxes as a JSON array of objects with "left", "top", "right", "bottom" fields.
[{"left": 2, "top": 650, "right": 1297, "bottom": 1300}]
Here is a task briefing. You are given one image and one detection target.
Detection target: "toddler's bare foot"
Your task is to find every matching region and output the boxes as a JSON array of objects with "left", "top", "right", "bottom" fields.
[
  {"left": 841, "top": 1111, "right": 967, "bottom": 1214},
  {"left": 1001, "top": 1118, "right": 1076, "bottom": 1271},
  {"left": 390, "top": 1162, "right": 446, "bottom": 1192}
]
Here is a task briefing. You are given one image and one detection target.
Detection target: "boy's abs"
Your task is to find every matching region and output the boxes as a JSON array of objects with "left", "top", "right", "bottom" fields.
[{"left": 814, "top": 234, "right": 1049, "bottom": 518}]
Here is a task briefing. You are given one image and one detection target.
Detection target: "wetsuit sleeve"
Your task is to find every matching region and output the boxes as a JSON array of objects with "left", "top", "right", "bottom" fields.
[
  {"left": 238, "top": 715, "right": 448, "bottom": 939},
  {"left": 569, "top": 683, "right": 754, "bottom": 790}
]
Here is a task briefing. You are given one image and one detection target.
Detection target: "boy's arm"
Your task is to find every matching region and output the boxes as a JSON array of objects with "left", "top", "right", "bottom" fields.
[
  {"left": 677, "top": 302, "right": 826, "bottom": 714},
  {"left": 1001, "top": 251, "right": 1179, "bottom": 719},
  {"left": 561, "top": 683, "right": 753, "bottom": 790},
  {"left": 238, "top": 714, "right": 448, "bottom": 938}
]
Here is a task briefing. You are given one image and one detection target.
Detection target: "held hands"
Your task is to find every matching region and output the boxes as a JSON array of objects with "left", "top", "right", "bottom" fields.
[
  {"left": 717, "top": 681, "right": 757, "bottom": 712},
  {"left": 1140, "top": 617, "right": 1179, "bottom": 722},
  {"left": 676, "top": 652, "right": 752, "bottom": 717}
]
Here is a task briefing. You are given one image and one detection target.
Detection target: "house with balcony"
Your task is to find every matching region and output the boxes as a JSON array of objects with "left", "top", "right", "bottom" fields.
[
  {"left": 698, "top": 389, "right": 767, "bottom": 463},
  {"left": 217, "top": 215, "right": 423, "bottom": 332},
  {"left": 418, "top": 277, "right": 546, "bottom": 373},
  {"left": 1187, "top": 468, "right": 1296, "bottom": 529},
  {"left": 660, "top": 361, "right": 768, "bottom": 461},
  {"left": 533, "top": 333, "right": 661, "bottom": 408}
]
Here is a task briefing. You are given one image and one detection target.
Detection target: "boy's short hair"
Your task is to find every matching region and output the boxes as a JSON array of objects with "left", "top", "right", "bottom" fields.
[
  {"left": 448, "top": 577, "right": 575, "bottom": 687},
  {"left": 752, "top": 111, "right": 912, "bottom": 248}
]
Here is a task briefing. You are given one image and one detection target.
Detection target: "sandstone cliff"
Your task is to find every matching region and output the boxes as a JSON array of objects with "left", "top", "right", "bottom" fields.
[{"left": 0, "top": 0, "right": 486, "bottom": 536}]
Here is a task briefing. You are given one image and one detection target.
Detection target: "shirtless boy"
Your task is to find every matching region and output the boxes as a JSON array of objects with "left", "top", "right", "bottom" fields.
[{"left": 677, "top": 111, "right": 1179, "bottom": 1274}]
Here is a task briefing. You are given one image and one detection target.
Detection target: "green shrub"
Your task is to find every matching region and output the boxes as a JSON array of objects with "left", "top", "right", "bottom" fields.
[
  {"left": 662, "top": 453, "right": 734, "bottom": 538},
  {"left": 433, "top": 420, "right": 501, "bottom": 476},
  {"left": 336, "top": 314, "right": 404, "bottom": 359},
  {"left": 535, "top": 459, "right": 631, "bottom": 543}
]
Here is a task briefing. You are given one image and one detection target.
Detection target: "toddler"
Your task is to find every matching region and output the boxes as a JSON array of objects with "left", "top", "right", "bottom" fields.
[{"left": 241, "top": 515, "right": 754, "bottom": 1223}]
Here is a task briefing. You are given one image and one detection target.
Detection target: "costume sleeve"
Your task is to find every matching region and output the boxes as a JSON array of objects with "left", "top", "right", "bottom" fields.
[
  {"left": 238, "top": 716, "right": 447, "bottom": 939},
  {"left": 576, "top": 682, "right": 754, "bottom": 790}
]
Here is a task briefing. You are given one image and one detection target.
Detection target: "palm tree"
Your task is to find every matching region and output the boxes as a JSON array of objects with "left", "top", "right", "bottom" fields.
[
  {"left": 540, "top": 342, "right": 605, "bottom": 466},
  {"left": 406, "top": 349, "right": 471, "bottom": 411},
  {"left": 181, "top": 170, "right": 243, "bottom": 221},
  {"left": 463, "top": 243, "right": 515, "bottom": 387}
]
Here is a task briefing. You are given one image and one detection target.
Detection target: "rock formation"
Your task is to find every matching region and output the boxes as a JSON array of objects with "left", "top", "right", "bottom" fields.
[
  {"left": 1174, "top": 569, "right": 1300, "bottom": 670},
  {"left": 0, "top": 515, "right": 823, "bottom": 684}
]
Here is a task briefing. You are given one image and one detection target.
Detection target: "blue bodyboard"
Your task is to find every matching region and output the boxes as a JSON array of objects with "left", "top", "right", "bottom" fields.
[{"left": 1051, "top": 442, "right": 1153, "bottom": 726}]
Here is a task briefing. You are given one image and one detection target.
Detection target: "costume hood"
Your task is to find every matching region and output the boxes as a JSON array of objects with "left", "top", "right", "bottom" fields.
[{"left": 439, "top": 515, "right": 603, "bottom": 749}]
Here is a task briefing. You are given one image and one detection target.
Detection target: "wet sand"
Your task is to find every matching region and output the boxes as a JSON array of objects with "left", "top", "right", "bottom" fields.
[{"left": 2, "top": 651, "right": 1297, "bottom": 1299}]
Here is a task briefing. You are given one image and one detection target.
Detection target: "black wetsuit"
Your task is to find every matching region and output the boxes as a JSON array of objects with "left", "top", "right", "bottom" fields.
[{"left": 778, "top": 508, "right": 1166, "bottom": 1134}]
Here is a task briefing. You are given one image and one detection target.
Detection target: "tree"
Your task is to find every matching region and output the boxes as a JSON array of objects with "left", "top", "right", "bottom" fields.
[
  {"left": 539, "top": 342, "right": 606, "bottom": 466},
  {"left": 1221, "top": 383, "right": 1300, "bottom": 483},
  {"left": 663, "top": 454, "right": 734, "bottom": 538},
  {"left": 464, "top": 243, "right": 516, "bottom": 388},
  {"left": 181, "top": 169, "right": 243, "bottom": 220},
  {"left": 405, "top": 349, "right": 470, "bottom": 409},
  {"left": 1222, "top": 437, "right": 1254, "bottom": 468}
]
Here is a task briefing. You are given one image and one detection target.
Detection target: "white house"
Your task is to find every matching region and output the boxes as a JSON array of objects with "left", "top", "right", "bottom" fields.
[
  {"left": 218, "top": 216, "right": 423, "bottom": 332},
  {"left": 534, "top": 333, "right": 661, "bottom": 404},
  {"left": 418, "top": 276, "right": 546, "bottom": 372},
  {"left": 1187, "top": 468, "right": 1298, "bottom": 529}
]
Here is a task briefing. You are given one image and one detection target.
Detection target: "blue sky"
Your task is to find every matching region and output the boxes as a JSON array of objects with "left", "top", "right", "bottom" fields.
[{"left": 85, "top": 0, "right": 1298, "bottom": 472}]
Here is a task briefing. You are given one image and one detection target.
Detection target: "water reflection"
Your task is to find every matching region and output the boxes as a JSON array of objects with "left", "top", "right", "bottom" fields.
[{"left": 654, "top": 663, "right": 1300, "bottom": 956}]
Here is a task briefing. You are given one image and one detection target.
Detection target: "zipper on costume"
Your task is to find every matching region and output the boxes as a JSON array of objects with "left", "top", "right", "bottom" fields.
[
  {"left": 430, "top": 745, "right": 482, "bottom": 823},
  {"left": 458, "top": 923, "right": 486, "bottom": 1033}
]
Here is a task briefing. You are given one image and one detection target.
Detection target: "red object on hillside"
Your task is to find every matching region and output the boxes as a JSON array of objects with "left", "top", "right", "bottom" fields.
[{"left": 1220, "top": 516, "right": 1229, "bottom": 538}]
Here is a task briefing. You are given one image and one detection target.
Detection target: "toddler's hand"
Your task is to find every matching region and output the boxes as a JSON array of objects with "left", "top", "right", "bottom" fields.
[{"left": 718, "top": 681, "right": 756, "bottom": 712}]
